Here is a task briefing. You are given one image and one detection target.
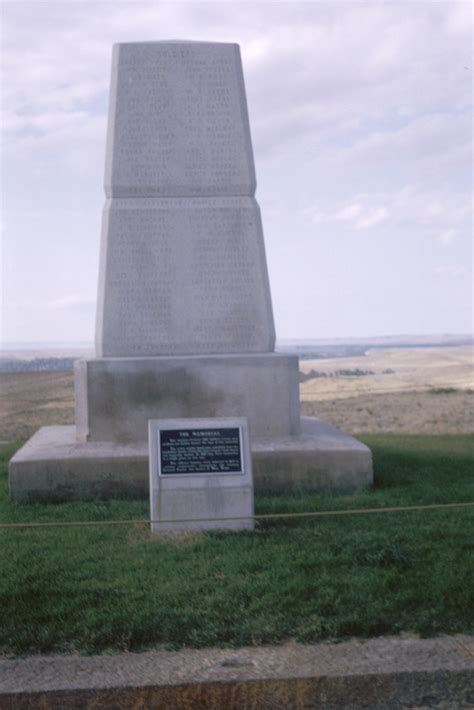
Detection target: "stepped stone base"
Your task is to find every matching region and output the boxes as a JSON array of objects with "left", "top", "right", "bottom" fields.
[
  {"left": 75, "top": 354, "right": 300, "bottom": 442},
  {"left": 9, "top": 418, "right": 372, "bottom": 502}
]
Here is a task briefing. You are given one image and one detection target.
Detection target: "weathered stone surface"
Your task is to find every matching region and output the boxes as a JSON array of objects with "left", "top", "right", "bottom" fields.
[
  {"left": 95, "top": 197, "right": 275, "bottom": 357},
  {"left": 9, "top": 427, "right": 147, "bottom": 502},
  {"left": 253, "top": 417, "right": 373, "bottom": 491},
  {"left": 74, "top": 354, "right": 300, "bottom": 442},
  {"left": 9, "top": 419, "right": 372, "bottom": 502},
  {"left": 149, "top": 417, "right": 254, "bottom": 532},
  {"left": 105, "top": 41, "right": 256, "bottom": 198}
]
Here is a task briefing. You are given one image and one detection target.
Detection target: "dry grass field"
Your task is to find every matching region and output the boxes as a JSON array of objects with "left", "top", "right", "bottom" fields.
[
  {"left": 299, "top": 346, "right": 473, "bottom": 398},
  {"left": 0, "top": 345, "right": 472, "bottom": 441},
  {"left": 0, "top": 371, "right": 75, "bottom": 442},
  {"left": 302, "top": 391, "right": 473, "bottom": 435},
  {"left": 300, "top": 345, "right": 473, "bottom": 434}
]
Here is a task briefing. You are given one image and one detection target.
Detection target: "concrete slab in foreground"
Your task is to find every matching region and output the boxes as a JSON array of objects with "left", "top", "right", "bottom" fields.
[
  {"left": 0, "top": 635, "right": 473, "bottom": 709},
  {"left": 9, "top": 417, "right": 372, "bottom": 502}
]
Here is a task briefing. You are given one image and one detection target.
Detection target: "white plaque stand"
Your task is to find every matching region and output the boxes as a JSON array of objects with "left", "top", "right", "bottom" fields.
[{"left": 149, "top": 417, "right": 254, "bottom": 532}]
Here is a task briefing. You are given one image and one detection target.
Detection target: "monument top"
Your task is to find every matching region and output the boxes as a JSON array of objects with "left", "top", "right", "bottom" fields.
[
  {"left": 113, "top": 39, "right": 239, "bottom": 45},
  {"left": 105, "top": 40, "right": 256, "bottom": 198}
]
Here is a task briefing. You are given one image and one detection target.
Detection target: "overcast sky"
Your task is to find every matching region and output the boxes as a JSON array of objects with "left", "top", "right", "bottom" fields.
[{"left": 1, "top": 0, "right": 472, "bottom": 345}]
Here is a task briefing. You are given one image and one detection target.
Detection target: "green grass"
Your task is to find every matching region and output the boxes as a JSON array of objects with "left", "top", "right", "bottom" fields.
[{"left": 1, "top": 435, "right": 473, "bottom": 656}]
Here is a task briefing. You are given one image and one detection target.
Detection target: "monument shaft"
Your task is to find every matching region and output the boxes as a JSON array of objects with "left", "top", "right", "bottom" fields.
[{"left": 96, "top": 41, "right": 275, "bottom": 357}]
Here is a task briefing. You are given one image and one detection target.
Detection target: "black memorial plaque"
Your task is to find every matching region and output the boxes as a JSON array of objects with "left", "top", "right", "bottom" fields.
[{"left": 159, "top": 427, "right": 242, "bottom": 475}]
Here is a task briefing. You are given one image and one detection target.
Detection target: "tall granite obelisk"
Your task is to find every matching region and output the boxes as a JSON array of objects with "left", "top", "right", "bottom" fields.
[
  {"left": 9, "top": 41, "right": 372, "bottom": 501},
  {"left": 97, "top": 41, "right": 275, "bottom": 358},
  {"left": 75, "top": 40, "right": 300, "bottom": 443}
]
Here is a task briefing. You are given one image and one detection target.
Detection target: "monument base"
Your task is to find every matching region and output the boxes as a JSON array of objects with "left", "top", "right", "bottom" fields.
[
  {"left": 9, "top": 418, "right": 372, "bottom": 502},
  {"left": 75, "top": 354, "right": 300, "bottom": 442}
]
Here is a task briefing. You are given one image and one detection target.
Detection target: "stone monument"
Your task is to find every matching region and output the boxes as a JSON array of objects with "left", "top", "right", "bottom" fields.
[{"left": 9, "top": 41, "right": 372, "bottom": 501}]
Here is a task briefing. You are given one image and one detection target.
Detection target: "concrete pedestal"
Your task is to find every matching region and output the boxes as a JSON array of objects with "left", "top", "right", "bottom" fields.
[
  {"left": 75, "top": 354, "right": 300, "bottom": 442},
  {"left": 9, "top": 418, "right": 372, "bottom": 503}
]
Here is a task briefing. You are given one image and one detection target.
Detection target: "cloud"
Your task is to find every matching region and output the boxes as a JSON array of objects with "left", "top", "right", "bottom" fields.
[
  {"left": 335, "top": 204, "right": 363, "bottom": 221},
  {"left": 437, "top": 229, "right": 457, "bottom": 247},
  {"left": 434, "top": 265, "right": 467, "bottom": 277},
  {"left": 244, "top": 2, "right": 471, "bottom": 166},
  {"left": 333, "top": 203, "right": 388, "bottom": 230},
  {"left": 326, "top": 114, "right": 472, "bottom": 202},
  {"left": 47, "top": 294, "right": 96, "bottom": 310},
  {"left": 355, "top": 207, "right": 389, "bottom": 230},
  {"left": 305, "top": 184, "right": 470, "bottom": 237}
]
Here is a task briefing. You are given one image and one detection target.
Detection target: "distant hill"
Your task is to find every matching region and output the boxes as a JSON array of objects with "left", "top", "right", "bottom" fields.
[
  {"left": 0, "top": 334, "right": 471, "bottom": 370},
  {"left": 277, "top": 334, "right": 472, "bottom": 360},
  {"left": 0, "top": 357, "right": 78, "bottom": 373},
  {"left": 0, "top": 344, "right": 94, "bottom": 372}
]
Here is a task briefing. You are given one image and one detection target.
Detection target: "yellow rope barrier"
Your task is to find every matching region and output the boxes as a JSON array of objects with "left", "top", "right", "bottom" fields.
[{"left": 1, "top": 501, "right": 473, "bottom": 530}]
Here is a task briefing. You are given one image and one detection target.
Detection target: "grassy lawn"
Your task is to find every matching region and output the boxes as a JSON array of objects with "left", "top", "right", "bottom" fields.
[{"left": 1, "top": 434, "right": 473, "bottom": 656}]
